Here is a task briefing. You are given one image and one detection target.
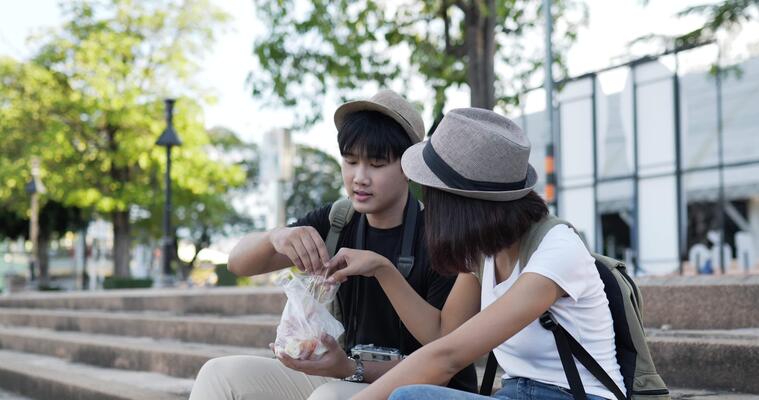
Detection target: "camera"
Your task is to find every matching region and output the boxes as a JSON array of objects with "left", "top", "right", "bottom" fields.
[{"left": 350, "top": 344, "right": 404, "bottom": 361}]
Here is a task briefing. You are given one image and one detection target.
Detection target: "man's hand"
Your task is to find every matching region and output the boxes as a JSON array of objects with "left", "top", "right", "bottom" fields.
[
  {"left": 325, "top": 248, "right": 394, "bottom": 284},
  {"left": 272, "top": 334, "right": 355, "bottom": 379},
  {"left": 269, "top": 226, "right": 330, "bottom": 273}
]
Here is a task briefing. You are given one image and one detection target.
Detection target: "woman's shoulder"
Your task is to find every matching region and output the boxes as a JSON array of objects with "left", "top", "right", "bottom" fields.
[{"left": 522, "top": 224, "right": 597, "bottom": 300}]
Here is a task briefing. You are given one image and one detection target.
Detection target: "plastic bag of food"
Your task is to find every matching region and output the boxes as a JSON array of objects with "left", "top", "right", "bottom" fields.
[{"left": 273, "top": 269, "right": 344, "bottom": 360}]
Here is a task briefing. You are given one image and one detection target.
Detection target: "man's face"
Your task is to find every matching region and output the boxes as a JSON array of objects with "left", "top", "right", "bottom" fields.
[{"left": 341, "top": 152, "right": 408, "bottom": 215}]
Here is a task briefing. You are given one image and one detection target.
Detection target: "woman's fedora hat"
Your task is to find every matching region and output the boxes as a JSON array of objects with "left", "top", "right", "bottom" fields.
[
  {"left": 334, "top": 89, "right": 425, "bottom": 143},
  {"left": 401, "top": 107, "right": 537, "bottom": 201}
]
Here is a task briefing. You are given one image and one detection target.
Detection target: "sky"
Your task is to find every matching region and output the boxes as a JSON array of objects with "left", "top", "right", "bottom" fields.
[{"left": 2, "top": 0, "right": 757, "bottom": 161}]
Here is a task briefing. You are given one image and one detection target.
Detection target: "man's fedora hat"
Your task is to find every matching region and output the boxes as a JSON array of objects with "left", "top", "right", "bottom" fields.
[
  {"left": 334, "top": 89, "right": 425, "bottom": 143},
  {"left": 401, "top": 107, "right": 537, "bottom": 201}
]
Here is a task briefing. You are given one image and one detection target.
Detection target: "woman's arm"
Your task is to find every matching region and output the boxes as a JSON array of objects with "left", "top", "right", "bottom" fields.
[
  {"left": 375, "top": 266, "right": 481, "bottom": 343},
  {"left": 352, "top": 272, "right": 565, "bottom": 400},
  {"left": 327, "top": 249, "right": 481, "bottom": 344}
]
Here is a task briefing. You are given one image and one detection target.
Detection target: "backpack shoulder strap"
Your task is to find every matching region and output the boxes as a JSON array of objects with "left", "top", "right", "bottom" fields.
[
  {"left": 518, "top": 215, "right": 566, "bottom": 268},
  {"left": 541, "top": 312, "right": 626, "bottom": 400},
  {"left": 479, "top": 351, "right": 499, "bottom": 395},
  {"left": 326, "top": 198, "right": 355, "bottom": 258},
  {"left": 326, "top": 198, "right": 354, "bottom": 351}
]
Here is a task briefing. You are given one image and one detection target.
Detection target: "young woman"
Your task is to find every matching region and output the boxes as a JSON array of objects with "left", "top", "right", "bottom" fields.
[{"left": 326, "top": 108, "right": 624, "bottom": 400}]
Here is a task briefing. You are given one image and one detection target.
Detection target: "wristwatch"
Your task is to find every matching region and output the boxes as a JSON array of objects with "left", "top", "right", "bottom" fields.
[{"left": 343, "top": 354, "right": 365, "bottom": 383}]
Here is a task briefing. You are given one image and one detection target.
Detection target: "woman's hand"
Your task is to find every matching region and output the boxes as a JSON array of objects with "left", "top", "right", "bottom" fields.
[{"left": 326, "top": 248, "right": 395, "bottom": 283}]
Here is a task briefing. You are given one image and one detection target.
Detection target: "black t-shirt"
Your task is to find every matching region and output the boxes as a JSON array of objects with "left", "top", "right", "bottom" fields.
[{"left": 291, "top": 202, "right": 478, "bottom": 393}]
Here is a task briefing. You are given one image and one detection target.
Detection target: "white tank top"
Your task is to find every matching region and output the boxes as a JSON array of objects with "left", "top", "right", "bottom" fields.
[{"left": 480, "top": 225, "right": 625, "bottom": 400}]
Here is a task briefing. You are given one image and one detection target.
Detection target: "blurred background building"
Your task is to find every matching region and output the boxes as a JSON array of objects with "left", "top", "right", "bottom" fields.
[{"left": 518, "top": 42, "right": 759, "bottom": 275}]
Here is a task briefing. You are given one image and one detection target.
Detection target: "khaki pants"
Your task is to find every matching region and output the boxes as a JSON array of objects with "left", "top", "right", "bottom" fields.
[{"left": 189, "top": 355, "right": 369, "bottom": 400}]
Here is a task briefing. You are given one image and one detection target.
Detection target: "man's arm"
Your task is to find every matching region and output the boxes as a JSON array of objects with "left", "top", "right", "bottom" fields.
[
  {"left": 228, "top": 226, "right": 330, "bottom": 277},
  {"left": 228, "top": 229, "right": 292, "bottom": 276}
]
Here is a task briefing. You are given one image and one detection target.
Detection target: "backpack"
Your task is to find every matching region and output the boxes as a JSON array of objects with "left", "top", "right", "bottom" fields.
[{"left": 480, "top": 216, "right": 670, "bottom": 400}]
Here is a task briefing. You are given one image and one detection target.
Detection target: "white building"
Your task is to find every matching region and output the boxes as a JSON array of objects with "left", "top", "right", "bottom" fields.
[{"left": 518, "top": 46, "right": 759, "bottom": 275}]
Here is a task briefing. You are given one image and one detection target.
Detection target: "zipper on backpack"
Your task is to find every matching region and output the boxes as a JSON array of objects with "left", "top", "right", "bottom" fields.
[{"left": 632, "top": 389, "right": 670, "bottom": 395}]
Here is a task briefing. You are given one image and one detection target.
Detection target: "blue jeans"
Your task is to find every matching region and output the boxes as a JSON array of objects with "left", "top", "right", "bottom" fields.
[{"left": 389, "top": 378, "right": 609, "bottom": 400}]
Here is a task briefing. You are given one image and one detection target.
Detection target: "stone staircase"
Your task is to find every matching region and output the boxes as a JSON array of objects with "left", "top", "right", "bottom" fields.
[
  {"left": 0, "top": 277, "right": 756, "bottom": 399},
  {"left": 638, "top": 275, "right": 759, "bottom": 396},
  {"left": 0, "top": 287, "right": 285, "bottom": 399}
]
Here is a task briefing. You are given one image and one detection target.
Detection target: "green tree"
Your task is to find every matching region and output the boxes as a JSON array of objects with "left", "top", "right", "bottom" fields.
[
  {"left": 250, "top": 0, "right": 586, "bottom": 128},
  {"left": 285, "top": 145, "right": 343, "bottom": 221},
  {"left": 646, "top": 0, "right": 759, "bottom": 47},
  {"left": 0, "top": 56, "right": 84, "bottom": 285},
  {"left": 0, "top": 0, "right": 246, "bottom": 278}
]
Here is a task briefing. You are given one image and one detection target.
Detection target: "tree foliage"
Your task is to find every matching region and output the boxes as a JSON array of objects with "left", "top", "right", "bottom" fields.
[
  {"left": 250, "top": 0, "right": 587, "bottom": 129},
  {"left": 285, "top": 145, "right": 343, "bottom": 221},
  {"left": 675, "top": 0, "right": 759, "bottom": 47},
  {"left": 0, "top": 0, "right": 246, "bottom": 277}
]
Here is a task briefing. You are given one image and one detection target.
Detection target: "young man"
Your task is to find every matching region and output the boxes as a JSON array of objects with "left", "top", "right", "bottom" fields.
[{"left": 189, "top": 90, "right": 477, "bottom": 400}]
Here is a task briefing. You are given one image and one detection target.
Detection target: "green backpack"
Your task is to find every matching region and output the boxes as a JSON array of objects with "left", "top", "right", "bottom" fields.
[{"left": 480, "top": 215, "right": 670, "bottom": 400}]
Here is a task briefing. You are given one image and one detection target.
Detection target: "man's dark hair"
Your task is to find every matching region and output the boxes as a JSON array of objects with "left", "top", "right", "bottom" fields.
[
  {"left": 337, "top": 111, "right": 413, "bottom": 161},
  {"left": 423, "top": 187, "right": 549, "bottom": 276}
]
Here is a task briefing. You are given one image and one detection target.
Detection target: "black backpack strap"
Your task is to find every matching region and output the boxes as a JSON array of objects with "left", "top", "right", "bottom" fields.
[
  {"left": 355, "top": 192, "right": 418, "bottom": 278},
  {"left": 397, "top": 193, "right": 419, "bottom": 278},
  {"left": 479, "top": 351, "right": 499, "bottom": 395},
  {"left": 540, "top": 312, "right": 626, "bottom": 400}
]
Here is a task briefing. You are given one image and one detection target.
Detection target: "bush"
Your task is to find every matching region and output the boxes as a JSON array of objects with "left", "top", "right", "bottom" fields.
[{"left": 103, "top": 276, "right": 154, "bottom": 289}]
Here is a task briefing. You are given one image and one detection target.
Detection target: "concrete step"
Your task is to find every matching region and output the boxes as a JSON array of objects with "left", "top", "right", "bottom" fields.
[
  {"left": 3, "top": 276, "right": 756, "bottom": 329},
  {"left": 0, "top": 326, "right": 271, "bottom": 379},
  {"left": 0, "top": 308, "right": 278, "bottom": 348},
  {"left": 647, "top": 328, "right": 759, "bottom": 394},
  {"left": 638, "top": 275, "right": 759, "bottom": 330},
  {"left": 0, "top": 286, "right": 286, "bottom": 316},
  {"left": 0, "top": 349, "right": 190, "bottom": 400}
]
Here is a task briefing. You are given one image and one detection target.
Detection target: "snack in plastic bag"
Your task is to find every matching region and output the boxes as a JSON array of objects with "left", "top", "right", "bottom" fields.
[{"left": 274, "top": 269, "right": 344, "bottom": 360}]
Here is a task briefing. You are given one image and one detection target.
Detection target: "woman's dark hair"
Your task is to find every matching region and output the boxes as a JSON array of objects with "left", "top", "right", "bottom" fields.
[
  {"left": 337, "top": 110, "right": 413, "bottom": 161},
  {"left": 423, "top": 186, "right": 549, "bottom": 276}
]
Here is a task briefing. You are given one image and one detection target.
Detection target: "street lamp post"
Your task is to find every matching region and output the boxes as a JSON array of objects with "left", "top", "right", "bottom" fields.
[{"left": 155, "top": 99, "right": 182, "bottom": 283}]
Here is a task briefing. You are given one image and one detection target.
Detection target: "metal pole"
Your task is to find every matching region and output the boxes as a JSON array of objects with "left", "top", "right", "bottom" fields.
[
  {"left": 543, "top": 0, "right": 558, "bottom": 214},
  {"left": 162, "top": 145, "right": 173, "bottom": 276},
  {"left": 631, "top": 65, "right": 640, "bottom": 276},
  {"left": 716, "top": 48, "right": 726, "bottom": 274},
  {"left": 591, "top": 75, "right": 600, "bottom": 253},
  {"left": 156, "top": 98, "right": 180, "bottom": 282},
  {"left": 673, "top": 53, "right": 686, "bottom": 275}
]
